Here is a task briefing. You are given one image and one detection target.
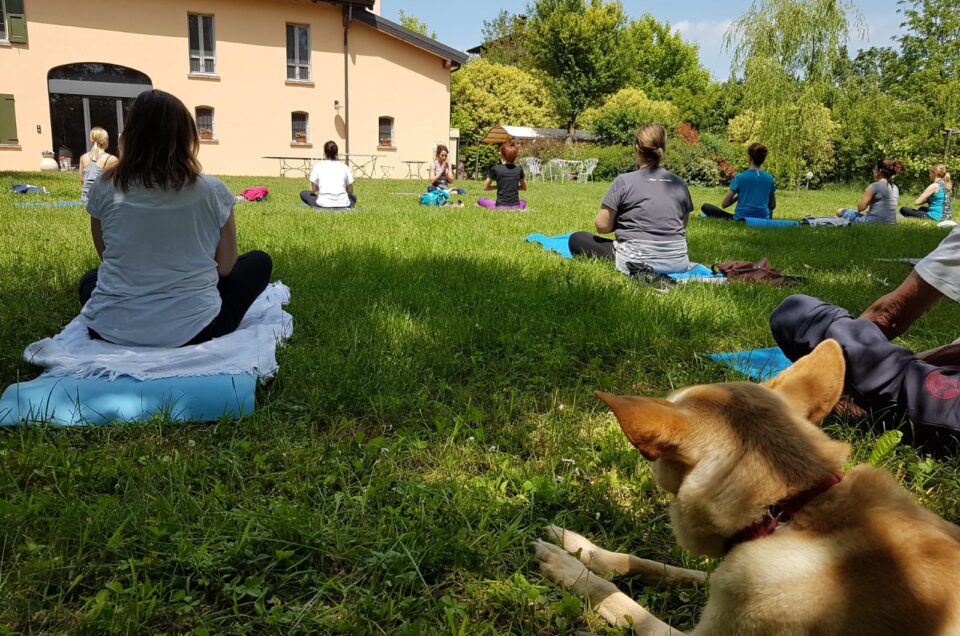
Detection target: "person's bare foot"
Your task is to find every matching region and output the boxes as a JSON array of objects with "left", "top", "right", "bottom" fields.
[{"left": 832, "top": 394, "right": 867, "bottom": 418}]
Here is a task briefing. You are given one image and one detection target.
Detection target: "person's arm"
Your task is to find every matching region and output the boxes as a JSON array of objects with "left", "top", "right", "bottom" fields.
[
  {"left": 104, "top": 155, "right": 119, "bottom": 170},
  {"left": 860, "top": 270, "right": 944, "bottom": 339},
  {"left": 721, "top": 189, "right": 738, "bottom": 208},
  {"left": 444, "top": 162, "right": 455, "bottom": 184},
  {"left": 310, "top": 180, "right": 319, "bottom": 194},
  {"left": 214, "top": 213, "right": 239, "bottom": 278},
  {"left": 483, "top": 177, "right": 495, "bottom": 191},
  {"left": 768, "top": 192, "right": 777, "bottom": 211},
  {"left": 519, "top": 178, "right": 528, "bottom": 191},
  {"left": 79, "top": 154, "right": 89, "bottom": 181},
  {"left": 915, "top": 183, "right": 938, "bottom": 206},
  {"left": 857, "top": 185, "right": 875, "bottom": 212},
  {"left": 90, "top": 217, "right": 105, "bottom": 260},
  {"left": 428, "top": 160, "right": 439, "bottom": 184},
  {"left": 346, "top": 183, "right": 354, "bottom": 196},
  {"left": 595, "top": 205, "right": 616, "bottom": 234}
]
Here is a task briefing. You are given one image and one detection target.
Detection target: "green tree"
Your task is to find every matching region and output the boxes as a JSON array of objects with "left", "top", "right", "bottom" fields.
[
  {"left": 398, "top": 10, "right": 436, "bottom": 39},
  {"left": 724, "top": 0, "right": 863, "bottom": 186},
  {"left": 451, "top": 60, "right": 557, "bottom": 175},
  {"left": 623, "top": 15, "right": 711, "bottom": 100},
  {"left": 478, "top": 11, "right": 532, "bottom": 68},
  {"left": 580, "top": 88, "right": 679, "bottom": 144},
  {"left": 526, "top": 0, "right": 630, "bottom": 141}
]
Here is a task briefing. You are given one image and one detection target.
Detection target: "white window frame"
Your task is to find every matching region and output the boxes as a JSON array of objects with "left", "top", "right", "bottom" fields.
[
  {"left": 291, "top": 111, "right": 309, "bottom": 144},
  {"left": 188, "top": 14, "right": 216, "bottom": 75},
  {"left": 286, "top": 23, "right": 311, "bottom": 81},
  {"left": 196, "top": 106, "right": 215, "bottom": 139},
  {"left": 0, "top": 0, "right": 8, "bottom": 43}
]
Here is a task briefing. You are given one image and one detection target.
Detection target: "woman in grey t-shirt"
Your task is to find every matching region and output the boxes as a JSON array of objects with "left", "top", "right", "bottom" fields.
[
  {"left": 79, "top": 90, "right": 273, "bottom": 348},
  {"left": 837, "top": 158, "right": 904, "bottom": 224},
  {"left": 568, "top": 123, "right": 693, "bottom": 274}
]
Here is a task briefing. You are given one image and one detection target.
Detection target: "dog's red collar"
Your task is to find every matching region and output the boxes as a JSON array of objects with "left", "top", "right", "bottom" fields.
[{"left": 724, "top": 471, "right": 845, "bottom": 553}]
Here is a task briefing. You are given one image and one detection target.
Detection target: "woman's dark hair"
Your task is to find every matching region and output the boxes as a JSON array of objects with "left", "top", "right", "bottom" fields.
[
  {"left": 875, "top": 158, "right": 904, "bottom": 181},
  {"left": 435, "top": 144, "right": 449, "bottom": 158},
  {"left": 324, "top": 141, "right": 339, "bottom": 160},
  {"left": 747, "top": 143, "right": 768, "bottom": 166},
  {"left": 104, "top": 90, "right": 201, "bottom": 192}
]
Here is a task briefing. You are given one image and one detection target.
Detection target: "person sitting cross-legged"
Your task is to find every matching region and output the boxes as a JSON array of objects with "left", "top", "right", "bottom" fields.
[
  {"left": 701, "top": 143, "right": 776, "bottom": 221},
  {"left": 79, "top": 89, "right": 273, "bottom": 348},
  {"left": 300, "top": 141, "right": 357, "bottom": 209},
  {"left": 568, "top": 123, "right": 693, "bottom": 275},
  {"left": 900, "top": 163, "right": 953, "bottom": 222},
  {"left": 477, "top": 141, "right": 527, "bottom": 210}
]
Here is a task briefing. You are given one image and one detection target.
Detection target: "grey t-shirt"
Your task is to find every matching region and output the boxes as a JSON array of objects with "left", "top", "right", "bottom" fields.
[
  {"left": 82, "top": 175, "right": 235, "bottom": 347},
  {"left": 601, "top": 167, "right": 693, "bottom": 242},
  {"left": 915, "top": 227, "right": 960, "bottom": 304},
  {"left": 863, "top": 180, "right": 899, "bottom": 224}
]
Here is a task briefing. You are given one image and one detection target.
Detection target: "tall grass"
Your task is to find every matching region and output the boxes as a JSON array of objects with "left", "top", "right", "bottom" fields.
[{"left": 1, "top": 172, "right": 958, "bottom": 633}]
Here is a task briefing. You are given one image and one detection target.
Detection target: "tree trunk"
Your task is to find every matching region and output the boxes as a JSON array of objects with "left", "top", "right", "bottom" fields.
[{"left": 567, "top": 118, "right": 576, "bottom": 144}]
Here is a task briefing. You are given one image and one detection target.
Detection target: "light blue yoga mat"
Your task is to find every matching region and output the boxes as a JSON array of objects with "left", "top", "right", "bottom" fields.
[
  {"left": 524, "top": 233, "right": 725, "bottom": 280},
  {"left": 0, "top": 374, "right": 256, "bottom": 426},
  {"left": 706, "top": 347, "right": 793, "bottom": 382},
  {"left": 525, "top": 232, "right": 574, "bottom": 259},
  {"left": 15, "top": 201, "right": 86, "bottom": 208},
  {"left": 740, "top": 218, "right": 800, "bottom": 228}
]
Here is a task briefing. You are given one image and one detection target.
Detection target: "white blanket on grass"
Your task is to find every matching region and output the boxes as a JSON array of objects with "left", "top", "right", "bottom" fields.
[{"left": 24, "top": 282, "right": 293, "bottom": 381}]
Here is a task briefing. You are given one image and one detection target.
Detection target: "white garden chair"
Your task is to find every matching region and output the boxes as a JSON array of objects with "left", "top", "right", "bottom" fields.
[
  {"left": 543, "top": 158, "right": 566, "bottom": 182},
  {"left": 577, "top": 158, "right": 599, "bottom": 183},
  {"left": 520, "top": 156, "right": 543, "bottom": 181}
]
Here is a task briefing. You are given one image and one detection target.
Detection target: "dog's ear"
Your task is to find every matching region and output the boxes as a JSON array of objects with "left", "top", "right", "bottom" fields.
[
  {"left": 762, "top": 339, "right": 846, "bottom": 424},
  {"left": 595, "top": 391, "right": 689, "bottom": 461}
]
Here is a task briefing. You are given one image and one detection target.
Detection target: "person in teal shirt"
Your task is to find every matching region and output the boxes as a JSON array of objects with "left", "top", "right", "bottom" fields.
[
  {"left": 900, "top": 164, "right": 952, "bottom": 222},
  {"left": 701, "top": 143, "right": 777, "bottom": 220}
]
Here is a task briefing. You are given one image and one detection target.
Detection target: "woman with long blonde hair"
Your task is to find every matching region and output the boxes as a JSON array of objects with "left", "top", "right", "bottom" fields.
[
  {"left": 78, "top": 127, "right": 117, "bottom": 201},
  {"left": 900, "top": 163, "right": 953, "bottom": 222}
]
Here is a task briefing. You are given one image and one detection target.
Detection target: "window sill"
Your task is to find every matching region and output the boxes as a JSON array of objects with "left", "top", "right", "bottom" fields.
[
  {"left": 286, "top": 80, "right": 314, "bottom": 87},
  {"left": 199, "top": 138, "right": 219, "bottom": 145},
  {"left": 377, "top": 146, "right": 397, "bottom": 152},
  {"left": 290, "top": 142, "right": 313, "bottom": 148},
  {"left": 0, "top": 144, "right": 22, "bottom": 150},
  {"left": 188, "top": 73, "right": 220, "bottom": 81},
  {"left": 0, "top": 40, "right": 10, "bottom": 48}
]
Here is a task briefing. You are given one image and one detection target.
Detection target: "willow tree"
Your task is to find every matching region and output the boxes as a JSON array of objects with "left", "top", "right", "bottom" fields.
[{"left": 724, "top": 0, "right": 865, "bottom": 187}]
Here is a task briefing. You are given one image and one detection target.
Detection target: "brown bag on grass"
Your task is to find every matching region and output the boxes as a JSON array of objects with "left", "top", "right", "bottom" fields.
[{"left": 713, "top": 258, "right": 803, "bottom": 285}]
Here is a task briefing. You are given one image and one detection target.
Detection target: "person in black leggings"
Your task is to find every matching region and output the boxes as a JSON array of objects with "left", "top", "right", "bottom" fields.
[
  {"left": 701, "top": 143, "right": 776, "bottom": 221},
  {"left": 79, "top": 250, "right": 272, "bottom": 345}
]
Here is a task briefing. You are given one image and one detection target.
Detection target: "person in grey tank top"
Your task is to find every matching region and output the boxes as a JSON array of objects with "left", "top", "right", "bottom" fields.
[
  {"left": 79, "top": 127, "right": 117, "bottom": 202},
  {"left": 837, "top": 158, "right": 904, "bottom": 224}
]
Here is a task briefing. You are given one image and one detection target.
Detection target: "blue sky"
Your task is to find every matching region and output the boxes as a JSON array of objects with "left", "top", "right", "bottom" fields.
[{"left": 383, "top": 0, "right": 906, "bottom": 79}]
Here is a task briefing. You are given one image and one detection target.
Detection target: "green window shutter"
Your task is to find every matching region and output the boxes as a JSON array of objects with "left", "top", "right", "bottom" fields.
[
  {"left": 0, "top": 95, "right": 18, "bottom": 145},
  {"left": 6, "top": 0, "right": 27, "bottom": 43}
]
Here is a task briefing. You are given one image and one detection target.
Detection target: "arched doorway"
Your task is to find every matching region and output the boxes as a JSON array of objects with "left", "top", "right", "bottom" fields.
[{"left": 48, "top": 63, "right": 152, "bottom": 167}]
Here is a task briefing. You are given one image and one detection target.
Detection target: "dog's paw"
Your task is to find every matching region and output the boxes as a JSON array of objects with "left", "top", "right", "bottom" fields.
[
  {"left": 532, "top": 539, "right": 593, "bottom": 589},
  {"left": 544, "top": 525, "right": 618, "bottom": 577}
]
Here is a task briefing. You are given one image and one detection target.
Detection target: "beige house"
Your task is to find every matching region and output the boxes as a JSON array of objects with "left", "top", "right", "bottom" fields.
[{"left": 0, "top": 0, "right": 466, "bottom": 177}]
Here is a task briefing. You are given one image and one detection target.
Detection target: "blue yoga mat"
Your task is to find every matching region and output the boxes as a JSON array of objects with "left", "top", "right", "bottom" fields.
[
  {"left": 740, "top": 218, "right": 800, "bottom": 228},
  {"left": 0, "top": 374, "right": 256, "bottom": 426},
  {"left": 15, "top": 201, "right": 86, "bottom": 208},
  {"left": 524, "top": 233, "right": 725, "bottom": 280},
  {"left": 525, "top": 232, "right": 574, "bottom": 259},
  {"left": 706, "top": 347, "right": 793, "bottom": 382}
]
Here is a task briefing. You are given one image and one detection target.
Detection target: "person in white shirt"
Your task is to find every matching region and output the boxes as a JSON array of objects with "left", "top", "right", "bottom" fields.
[{"left": 300, "top": 141, "right": 356, "bottom": 209}]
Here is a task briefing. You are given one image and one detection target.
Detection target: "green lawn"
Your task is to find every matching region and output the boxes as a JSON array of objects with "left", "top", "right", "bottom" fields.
[{"left": 2, "top": 172, "right": 959, "bottom": 634}]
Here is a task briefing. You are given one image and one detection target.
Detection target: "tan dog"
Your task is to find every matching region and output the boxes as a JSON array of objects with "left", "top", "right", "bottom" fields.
[{"left": 533, "top": 340, "right": 960, "bottom": 635}]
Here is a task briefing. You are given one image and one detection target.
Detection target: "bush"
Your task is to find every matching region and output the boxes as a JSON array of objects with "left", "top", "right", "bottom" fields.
[
  {"left": 664, "top": 140, "right": 722, "bottom": 186},
  {"left": 581, "top": 88, "right": 679, "bottom": 145}
]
